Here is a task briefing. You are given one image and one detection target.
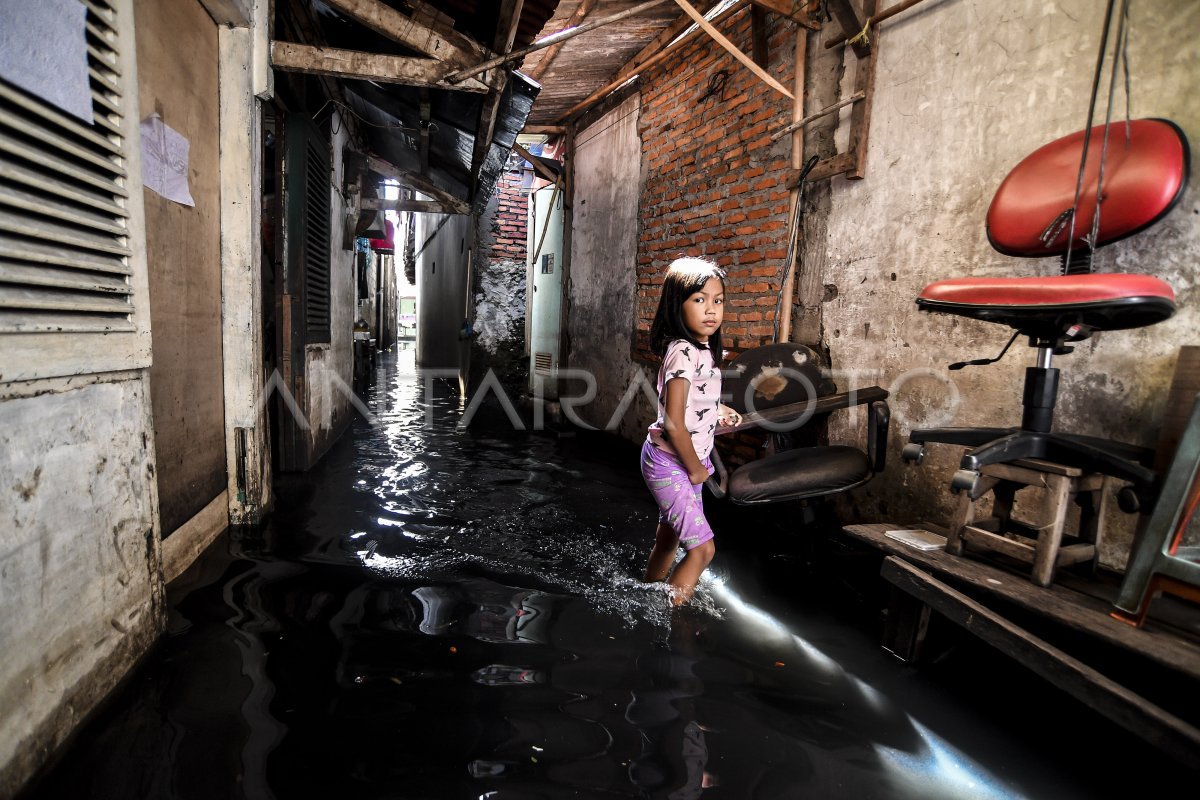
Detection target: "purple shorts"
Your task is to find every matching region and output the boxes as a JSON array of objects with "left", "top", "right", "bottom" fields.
[{"left": 640, "top": 440, "right": 714, "bottom": 551}]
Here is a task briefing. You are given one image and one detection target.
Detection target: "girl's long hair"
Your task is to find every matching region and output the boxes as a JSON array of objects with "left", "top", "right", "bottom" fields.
[{"left": 649, "top": 257, "right": 724, "bottom": 363}]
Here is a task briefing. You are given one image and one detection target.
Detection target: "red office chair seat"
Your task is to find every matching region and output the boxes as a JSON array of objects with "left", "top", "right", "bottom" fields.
[{"left": 918, "top": 273, "right": 1176, "bottom": 336}]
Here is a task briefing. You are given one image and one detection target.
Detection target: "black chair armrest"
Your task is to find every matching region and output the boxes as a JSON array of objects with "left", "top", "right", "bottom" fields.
[
  {"left": 719, "top": 386, "right": 889, "bottom": 435},
  {"left": 705, "top": 447, "right": 729, "bottom": 500},
  {"left": 868, "top": 400, "right": 890, "bottom": 473}
]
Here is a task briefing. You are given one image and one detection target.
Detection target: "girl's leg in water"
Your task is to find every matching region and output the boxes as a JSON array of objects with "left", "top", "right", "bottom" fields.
[
  {"left": 641, "top": 442, "right": 717, "bottom": 604},
  {"left": 667, "top": 539, "right": 714, "bottom": 606},
  {"left": 644, "top": 523, "right": 679, "bottom": 582}
]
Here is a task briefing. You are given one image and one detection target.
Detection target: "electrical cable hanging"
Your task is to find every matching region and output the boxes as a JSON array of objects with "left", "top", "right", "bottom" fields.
[{"left": 1061, "top": 0, "right": 1133, "bottom": 275}]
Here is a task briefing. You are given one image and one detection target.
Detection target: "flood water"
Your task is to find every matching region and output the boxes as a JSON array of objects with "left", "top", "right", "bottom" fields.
[{"left": 23, "top": 351, "right": 1184, "bottom": 799}]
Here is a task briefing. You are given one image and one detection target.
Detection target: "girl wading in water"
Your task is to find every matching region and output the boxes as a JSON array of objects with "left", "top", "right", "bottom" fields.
[{"left": 641, "top": 258, "right": 741, "bottom": 605}]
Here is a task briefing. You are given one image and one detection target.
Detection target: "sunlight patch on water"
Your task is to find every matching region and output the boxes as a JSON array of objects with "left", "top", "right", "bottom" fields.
[{"left": 709, "top": 577, "right": 1021, "bottom": 800}]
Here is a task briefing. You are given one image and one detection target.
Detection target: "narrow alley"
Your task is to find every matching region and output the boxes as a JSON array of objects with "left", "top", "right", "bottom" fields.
[{"left": 20, "top": 352, "right": 1191, "bottom": 799}]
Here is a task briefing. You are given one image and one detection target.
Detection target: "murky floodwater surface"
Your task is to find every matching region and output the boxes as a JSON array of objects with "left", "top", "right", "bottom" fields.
[{"left": 28, "top": 352, "right": 1129, "bottom": 799}]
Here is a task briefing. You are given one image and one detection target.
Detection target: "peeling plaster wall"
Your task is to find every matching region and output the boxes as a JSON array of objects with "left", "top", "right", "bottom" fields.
[
  {"left": 813, "top": 0, "right": 1200, "bottom": 567},
  {"left": 569, "top": 94, "right": 652, "bottom": 438},
  {"left": 0, "top": 377, "right": 163, "bottom": 794}
]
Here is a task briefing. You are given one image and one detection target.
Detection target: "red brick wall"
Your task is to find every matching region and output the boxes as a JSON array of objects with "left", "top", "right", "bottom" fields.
[
  {"left": 635, "top": 11, "right": 796, "bottom": 360},
  {"left": 490, "top": 169, "right": 529, "bottom": 262}
]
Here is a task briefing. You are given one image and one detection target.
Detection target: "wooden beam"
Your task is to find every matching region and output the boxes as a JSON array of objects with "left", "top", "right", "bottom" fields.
[
  {"left": 825, "top": 0, "right": 930, "bottom": 48},
  {"left": 522, "top": 124, "right": 567, "bottom": 136},
  {"left": 449, "top": 0, "right": 673, "bottom": 83},
  {"left": 827, "top": 0, "right": 871, "bottom": 57},
  {"left": 556, "top": 1, "right": 747, "bottom": 123},
  {"left": 365, "top": 154, "right": 471, "bottom": 215},
  {"left": 749, "top": 0, "right": 821, "bottom": 28},
  {"left": 512, "top": 142, "right": 559, "bottom": 186},
  {"left": 846, "top": 0, "right": 879, "bottom": 179},
  {"left": 494, "top": 0, "right": 526, "bottom": 54},
  {"left": 318, "top": 0, "right": 488, "bottom": 68},
  {"left": 362, "top": 198, "right": 467, "bottom": 215},
  {"left": 881, "top": 556, "right": 1200, "bottom": 768},
  {"left": 671, "top": 0, "right": 793, "bottom": 99},
  {"left": 525, "top": 0, "right": 599, "bottom": 82},
  {"left": 469, "top": 73, "right": 508, "bottom": 201},
  {"left": 269, "top": 42, "right": 489, "bottom": 91}
]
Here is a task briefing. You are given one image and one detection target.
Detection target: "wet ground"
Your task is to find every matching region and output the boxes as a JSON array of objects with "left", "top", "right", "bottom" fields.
[{"left": 22, "top": 351, "right": 1193, "bottom": 799}]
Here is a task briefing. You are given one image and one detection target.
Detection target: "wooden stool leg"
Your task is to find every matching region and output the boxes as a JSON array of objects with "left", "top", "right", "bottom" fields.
[{"left": 1031, "top": 473, "right": 1072, "bottom": 586}]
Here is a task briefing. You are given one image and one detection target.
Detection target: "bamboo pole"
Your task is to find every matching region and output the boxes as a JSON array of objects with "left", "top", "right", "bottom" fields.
[
  {"left": 823, "top": 0, "right": 930, "bottom": 48},
  {"left": 555, "top": 1, "right": 750, "bottom": 123},
  {"left": 777, "top": 28, "right": 806, "bottom": 343}
]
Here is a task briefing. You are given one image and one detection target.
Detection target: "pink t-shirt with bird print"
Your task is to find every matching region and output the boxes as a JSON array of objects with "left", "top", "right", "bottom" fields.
[{"left": 646, "top": 339, "right": 721, "bottom": 461}]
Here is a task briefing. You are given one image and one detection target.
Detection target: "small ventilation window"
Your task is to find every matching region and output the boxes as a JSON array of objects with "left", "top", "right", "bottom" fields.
[
  {"left": 0, "top": 0, "right": 135, "bottom": 334},
  {"left": 534, "top": 352, "right": 553, "bottom": 373}
]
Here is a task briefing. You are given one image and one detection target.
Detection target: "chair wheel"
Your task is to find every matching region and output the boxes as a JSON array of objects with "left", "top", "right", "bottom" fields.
[
  {"left": 950, "top": 469, "right": 980, "bottom": 495},
  {"left": 901, "top": 443, "right": 926, "bottom": 465},
  {"left": 1117, "top": 486, "right": 1142, "bottom": 514}
]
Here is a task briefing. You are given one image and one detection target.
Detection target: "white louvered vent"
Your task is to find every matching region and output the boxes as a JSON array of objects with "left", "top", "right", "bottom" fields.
[
  {"left": 0, "top": 0, "right": 135, "bottom": 334},
  {"left": 534, "top": 352, "right": 553, "bottom": 373}
]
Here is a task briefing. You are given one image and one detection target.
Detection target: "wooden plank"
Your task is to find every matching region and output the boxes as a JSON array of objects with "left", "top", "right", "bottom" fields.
[
  {"left": 846, "top": 0, "right": 878, "bottom": 180},
  {"left": 318, "top": 0, "right": 487, "bottom": 68},
  {"left": 524, "top": 0, "right": 599, "bottom": 82},
  {"left": 554, "top": 0, "right": 742, "bottom": 123},
  {"left": 882, "top": 556, "right": 1200, "bottom": 767},
  {"left": 361, "top": 198, "right": 466, "bottom": 215},
  {"left": 513, "top": 142, "right": 561, "bottom": 185},
  {"left": 364, "top": 155, "right": 471, "bottom": 215},
  {"left": 269, "top": 42, "right": 488, "bottom": 91},
  {"left": 450, "top": 0, "right": 672, "bottom": 82},
  {"left": 671, "top": 0, "right": 793, "bottom": 99},
  {"left": 843, "top": 523, "right": 1200, "bottom": 680},
  {"left": 824, "top": 0, "right": 932, "bottom": 48},
  {"left": 827, "top": 0, "right": 871, "bottom": 57},
  {"left": 749, "top": 0, "right": 821, "bottom": 27},
  {"left": 805, "top": 151, "right": 855, "bottom": 182},
  {"left": 522, "top": 125, "right": 567, "bottom": 135}
]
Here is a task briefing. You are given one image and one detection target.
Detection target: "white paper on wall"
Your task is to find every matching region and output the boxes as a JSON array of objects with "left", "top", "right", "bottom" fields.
[
  {"left": 0, "top": 0, "right": 94, "bottom": 124},
  {"left": 140, "top": 113, "right": 195, "bottom": 207}
]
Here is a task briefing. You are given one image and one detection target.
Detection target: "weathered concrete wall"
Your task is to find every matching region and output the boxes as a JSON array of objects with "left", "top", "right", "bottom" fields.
[
  {"left": 136, "top": 0, "right": 227, "bottom": 536},
  {"left": 811, "top": 0, "right": 1200, "bottom": 566},
  {"left": 568, "top": 94, "right": 651, "bottom": 438},
  {"left": 0, "top": 376, "right": 163, "bottom": 794},
  {"left": 415, "top": 213, "right": 474, "bottom": 370}
]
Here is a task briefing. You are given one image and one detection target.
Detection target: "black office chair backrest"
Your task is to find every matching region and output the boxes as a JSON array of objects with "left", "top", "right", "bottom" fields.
[{"left": 723, "top": 343, "right": 835, "bottom": 416}]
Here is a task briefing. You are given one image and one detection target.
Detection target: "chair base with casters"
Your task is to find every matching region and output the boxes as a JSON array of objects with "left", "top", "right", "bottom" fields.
[
  {"left": 903, "top": 119, "right": 1188, "bottom": 510},
  {"left": 1111, "top": 394, "right": 1200, "bottom": 627},
  {"left": 701, "top": 343, "right": 890, "bottom": 508}
]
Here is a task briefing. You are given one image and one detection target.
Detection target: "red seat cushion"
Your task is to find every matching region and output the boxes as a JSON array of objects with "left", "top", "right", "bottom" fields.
[
  {"left": 919, "top": 273, "right": 1175, "bottom": 307},
  {"left": 918, "top": 274, "right": 1176, "bottom": 335},
  {"left": 987, "top": 119, "right": 1188, "bottom": 256}
]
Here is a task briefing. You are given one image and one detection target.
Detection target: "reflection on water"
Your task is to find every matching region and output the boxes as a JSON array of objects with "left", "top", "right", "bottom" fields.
[{"left": 27, "top": 351, "right": 1105, "bottom": 800}]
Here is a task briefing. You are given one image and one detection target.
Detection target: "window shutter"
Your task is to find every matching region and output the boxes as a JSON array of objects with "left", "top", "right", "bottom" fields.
[
  {"left": 285, "top": 113, "right": 331, "bottom": 344},
  {"left": 0, "top": 0, "right": 135, "bottom": 335}
]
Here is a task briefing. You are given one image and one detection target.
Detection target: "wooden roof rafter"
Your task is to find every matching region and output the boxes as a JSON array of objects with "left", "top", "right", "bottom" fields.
[
  {"left": 366, "top": 154, "right": 472, "bottom": 215},
  {"left": 269, "top": 42, "right": 490, "bottom": 91},
  {"left": 468, "top": 0, "right": 527, "bottom": 201}
]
